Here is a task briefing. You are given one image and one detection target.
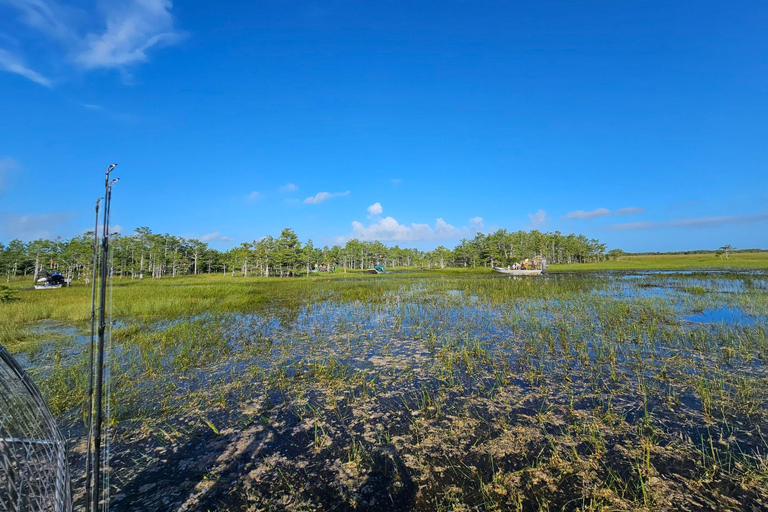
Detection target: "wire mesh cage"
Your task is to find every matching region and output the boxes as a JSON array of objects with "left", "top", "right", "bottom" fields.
[{"left": 0, "top": 345, "right": 72, "bottom": 512}]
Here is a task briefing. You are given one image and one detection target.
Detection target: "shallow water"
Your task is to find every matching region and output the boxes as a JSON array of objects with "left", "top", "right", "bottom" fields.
[
  {"left": 16, "top": 269, "right": 768, "bottom": 511},
  {"left": 683, "top": 307, "right": 762, "bottom": 326}
]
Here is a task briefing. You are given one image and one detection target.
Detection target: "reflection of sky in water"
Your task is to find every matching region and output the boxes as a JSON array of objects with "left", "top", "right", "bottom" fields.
[
  {"left": 684, "top": 308, "right": 762, "bottom": 327},
  {"left": 19, "top": 271, "right": 768, "bottom": 377}
]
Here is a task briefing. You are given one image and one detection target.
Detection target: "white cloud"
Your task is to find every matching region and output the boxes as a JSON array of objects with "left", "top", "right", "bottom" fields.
[
  {"left": 605, "top": 214, "right": 768, "bottom": 231},
  {"left": 304, "top": 190, "right": 350, "bottom": 204},
  {"left": 528, "top": 209, "right": 548, "bottom": 228},
  {"left": 246, "top": 191, "right": 259, "bottom": 202},
  {"left": 367, "top": 202, "right": 383, "bottom": 216},
  {"left": 199, "top": 231, "right": 234, "bottom": 242},
  {"left": 470, "top": 216, "right": 483, "bottom": 227},
  {"left": 565, "top": 207, "right": 645, "bottom": 219},
  {"left": 279, "top": 183, "right": 298, "bottom": 192},
  {"left": 0, "top": 48, "right": 52, "bottom": 86},
  {"left": 349, "top": 216, "right": 467, "bottom": 242},
  {"left": 0, "top": 0, "right": 184, "bottom": 85}
]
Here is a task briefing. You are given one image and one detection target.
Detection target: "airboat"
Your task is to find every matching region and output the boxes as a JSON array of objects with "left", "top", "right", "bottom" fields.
[
  {"left": 34, "top": 270, "right": 71, "bottom": 290},
  {"left": 492, "top": 267, "right": 543, "bottom": 276},
  {"left": 492, "top": 256, "right": 547, "bottom": 276}
]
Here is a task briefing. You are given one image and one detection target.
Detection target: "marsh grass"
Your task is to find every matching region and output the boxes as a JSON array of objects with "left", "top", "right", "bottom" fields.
[
  {"left": 550, "top": 251, "right": 768, "bottom": 271},
  {"left": 4, "top": 270, "right": 768, "bottom": 510}
]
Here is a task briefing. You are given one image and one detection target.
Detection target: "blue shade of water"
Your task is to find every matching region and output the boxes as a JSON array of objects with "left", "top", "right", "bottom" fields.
[{"left": 683, "top": 307, "right": 761, "bottom": 327}]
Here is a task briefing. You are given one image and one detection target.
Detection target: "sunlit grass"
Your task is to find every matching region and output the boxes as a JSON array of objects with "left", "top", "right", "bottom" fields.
[
  {"left": 551, "top": 251, "right": 768, "bottom": 270},
  {"left": 3, "top": 269, "right": 768, "bottom": 510}
]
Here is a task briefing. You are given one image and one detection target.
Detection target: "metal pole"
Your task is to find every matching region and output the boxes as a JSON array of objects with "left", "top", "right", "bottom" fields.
[
  {"left": 84, "top": 197, "right": 101, "bottom": 512},
  {"left": 91, "top": 164, "right": 116, "bottom": 512}
]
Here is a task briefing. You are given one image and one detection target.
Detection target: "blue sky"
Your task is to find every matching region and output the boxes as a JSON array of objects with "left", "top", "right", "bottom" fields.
[{"left": 0, "top": 1, "right": 766, "bottom": 252}]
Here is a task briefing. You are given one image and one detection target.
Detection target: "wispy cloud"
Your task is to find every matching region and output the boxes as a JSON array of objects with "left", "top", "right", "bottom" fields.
[
  {"left": 0, "top": 0, "right": 184, "bottom": 85},
  {"left": 0, "top": 212, "right": 76, "bottom": 240},
  {"left": 246, "top": 191, "right": 259, "bottom": 202},
  {"left": 470, "top": 216, "right": 484, "bottom": 229},
  {"left": 367, "top": 202, "right": 382, "bottom": 217},
  {"left": 199, "top": 231, "right": 234, "bottom": 242},
  {"left": 613, "top": 207, "right": 645, "bottom": 216},
  {"left": 1, "top": 0, "right": 75, "bottom": 42},
  {"left": 279, "top": 183, "right": 298, "bottom": 192},
  {"left": 391, "top": 178, "right": 402, "bottom": 185},
  {"left": 605, "top": 214, "right": 768, "bottom": 231},
  {"left": 565, "top": 207, "right": 645, "bottom": 220},
  {"left": 0, "top": 48, "right": 52, "bottom": 86},
  {"left": 76, "top": 0, "right": 185, "bottom": 70},
  {"left": 304, "top": 190, "right": 350, "bottom": 204},
  {"left": 528, "top": 209, "right": 548, "bottom": 228}
]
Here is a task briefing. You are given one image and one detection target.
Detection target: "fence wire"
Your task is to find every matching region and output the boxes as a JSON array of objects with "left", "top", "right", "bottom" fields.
[{"left": 0, "top": 345, "right": 72, "bottom": 512}]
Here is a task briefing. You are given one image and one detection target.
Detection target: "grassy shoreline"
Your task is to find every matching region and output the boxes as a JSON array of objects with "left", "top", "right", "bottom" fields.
[{"left": 549, "top": 251, "right": 768, "bottom": 271}]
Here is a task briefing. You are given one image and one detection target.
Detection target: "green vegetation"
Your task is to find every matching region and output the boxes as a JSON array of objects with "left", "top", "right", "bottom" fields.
[
  {"left": 0, "top": 284, "right": 16, "bottom": 302},
  {"left": 1, "top": 227, "right": 608, "bottom": 283},
  {"left": 3, "top": 268, "right": 767, "bottom": 511},
  {"left": 551, "top": 251, "right": 768, "bottom": 270}
]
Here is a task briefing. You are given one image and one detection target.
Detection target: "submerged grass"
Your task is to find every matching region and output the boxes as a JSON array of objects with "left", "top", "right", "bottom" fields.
[{"left": 4, "top": 269, "right": 768, "bottom": 511}]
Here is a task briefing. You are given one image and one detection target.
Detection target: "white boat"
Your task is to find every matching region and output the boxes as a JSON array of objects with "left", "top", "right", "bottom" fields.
[{"left": 492, "top": 267, "right": 543, "bottom": 276}]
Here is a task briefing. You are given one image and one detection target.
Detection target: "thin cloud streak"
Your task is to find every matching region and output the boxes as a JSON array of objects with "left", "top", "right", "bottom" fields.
[
  {"left": 0, "top": 48, "right": 52, "bottom": 86},
  {"left": 304, "top": 190, "right": 350, "bottom": 204},
  {"left": 605, "top": 214, "right": 768, "bottom": 231},
  {"left": 199, "top": 231, "right": 234, "bottom": 242},
  {"left": 612, "top": 207, "right": 645, "bottom": 216},
  {"left": 565, "top": 207, "right": 645, "bottom": 219}
]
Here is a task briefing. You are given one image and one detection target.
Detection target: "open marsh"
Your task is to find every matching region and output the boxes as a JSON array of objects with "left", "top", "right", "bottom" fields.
[{"left": 6, "top": 270, "right": 768, "bottom": 511}]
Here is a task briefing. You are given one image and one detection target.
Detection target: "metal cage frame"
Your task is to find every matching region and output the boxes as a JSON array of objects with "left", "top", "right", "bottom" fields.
[{"left": 0, "top": 345, "right": 72, "bottom": 512}]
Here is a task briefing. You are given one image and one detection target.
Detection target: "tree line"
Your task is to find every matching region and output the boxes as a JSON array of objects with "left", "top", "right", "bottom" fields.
[{"left": 0, "top": 227, "right": 608, "bottom": 282}]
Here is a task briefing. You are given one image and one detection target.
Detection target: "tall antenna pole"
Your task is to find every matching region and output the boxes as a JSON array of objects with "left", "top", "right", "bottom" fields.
[
  {"left": 91, "top": 164, "right": 117, "bottom": 512},
  {"left": 85, "top": 197, "right": 101, "bottom": 512}
]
